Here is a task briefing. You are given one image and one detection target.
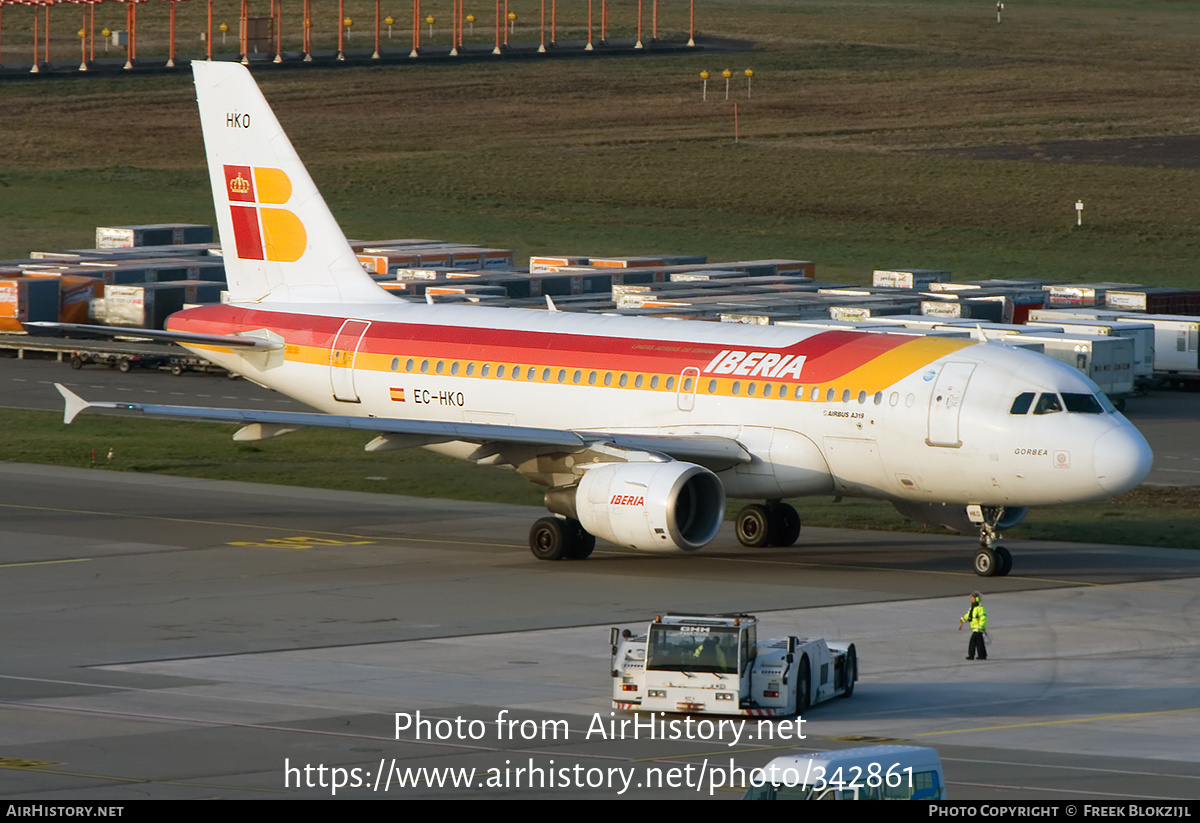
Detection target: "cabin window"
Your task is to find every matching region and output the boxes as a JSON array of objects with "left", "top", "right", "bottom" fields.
[
  {"left": 707, "top": 379, "right": 717, "bottom": 394},
  {"left": 557, "top": 369, "right": 566, "bottom": 383},
  {"left": 573, "top": 370, "right": 582, "bottom": 384},
  {"left": 905, "top": 393, "right": 915, "bottom": 407},
  {"left": 762, "top": 384, "right": 772, "bottom": 398},
  {"left": 826, "top": 388, "right": 836, "bottom": 402},
  {"left": 1034, "top": 393, "right": 1063, "bottom": 415},
  {"left": 635, "top": 375, "right": 644, "bottom": 388},
  {"left": 889, "top": 392, "right": 899, "bottom": 406},
  {"left": 841, "top": 389, "right": 851, "bottom": 403},
  {"left": 858, "top": 391, "right": 867, "bottom": 404},
  {"left": 481, "top": 364, "right": 491, "bottom": 377},
  {"left": 620, "top": 374, "right": 630, "bottom": 388},
  {"left": 451, "top": 362, "right": 460, "bottom": 376},
  {"left": 665, "top": 376, "right": 675, "bottom": 390},
  {"left": 874, "top": 391, "right": 883, "bottom": 405},
  {"left": 811, "top": 386, "right": 821, "bottom": 401},
  {"left": 542, "top": 368, "right": 551, "bottom": 381},
  {"left": 588, "top": 371, "right": 597, "bottom": 385},
  {"left": 604, "top": 372, "right": 613, "bottom": 387},
  {"left": 496, "top": 365, "right": 506, "bottom": 378},
  {"left": 405, "top": 358, "right": 414, "bottom": 373},
  {"left": 1010, "top": 392, "right": 1035, "bottom": 414},
  {"left": 466, "top": 363, "right": 475, "bottom": 376},
  {"left": 650, "top": 375, "right": 660, "bottom": 389},
  {"left": 683, "top": 376, "right": 694, "bottom": 392},
  {"left": 747, "top": 382, "right": 757, "bottom": 397},
  {"left": 732, "top": 381, "right": 741, "bottom": 395},
  {"left": 436, "top": 360, "right": 444, "bottom": 374},
  {"left": 420, "top": 359, "right": 429, "bottom": 374},
  {"left": 390, "top": 357, "right": 400, "bottom": 372}
]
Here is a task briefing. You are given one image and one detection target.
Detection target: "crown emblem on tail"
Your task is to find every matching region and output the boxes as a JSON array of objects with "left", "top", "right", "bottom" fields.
[{"left": 228, "top": 173, "right": 251, "bottom": 195}]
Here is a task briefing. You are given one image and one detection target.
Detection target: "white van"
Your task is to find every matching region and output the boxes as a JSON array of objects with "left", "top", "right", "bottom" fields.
[{"left": 742, "top": 745, "right": 945, "bottom": 800}]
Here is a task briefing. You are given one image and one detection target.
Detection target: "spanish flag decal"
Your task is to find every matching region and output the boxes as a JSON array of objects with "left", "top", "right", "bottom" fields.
[{"left": 390, "top": 387, "right": 405, "bottom": 402}]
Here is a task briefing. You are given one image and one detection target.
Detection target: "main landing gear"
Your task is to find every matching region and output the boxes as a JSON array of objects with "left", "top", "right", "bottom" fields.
[
  {"left": 973, "top": 506, "right": 1013, "bottom": 578},
  {"left": 735, "top": 500, "right": 801, "bottom": 548},
  {"left": 529, "top": 516, "right": 595, "bottom": 561}
]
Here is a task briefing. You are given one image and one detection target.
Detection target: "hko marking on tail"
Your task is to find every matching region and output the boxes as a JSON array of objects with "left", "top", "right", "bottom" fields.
[
  {"left": 223, "top": 165, "right": 306, "bottom": 263},
  {"left": 226, "top": 111, "right": 251, "bottom": 128}
]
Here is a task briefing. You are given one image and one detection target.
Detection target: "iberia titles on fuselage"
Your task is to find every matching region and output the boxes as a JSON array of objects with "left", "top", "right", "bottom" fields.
[{"left": 61, "top": 62, "right": 1152, "bottom": 577}]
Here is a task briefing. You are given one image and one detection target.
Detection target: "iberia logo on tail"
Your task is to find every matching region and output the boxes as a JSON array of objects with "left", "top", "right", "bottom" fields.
[{"left": 223, "top": 165, "right": 307, "bottom": 262}]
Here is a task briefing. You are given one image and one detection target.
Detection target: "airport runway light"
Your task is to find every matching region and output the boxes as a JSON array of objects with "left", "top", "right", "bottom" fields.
[
  {"left": 507, "top": 10, "right": 515, "bottom": 35},
  {"left": 219, "top": 21, "right": 228, "bottom": 44},
  {"left": 101, "top": 26, "right": 111, "bottom": 52},
  {"left": 699, "top": 69, "right": 708, "bottom": 101},
  {"left": 722, "top": 68, "right": 731, "bottom": 100},
  {"left": 1076, "top": 199, "right": 1084, "bottom": 227},
  {"left": 426, "top": 13, "right": 434, "bottom": 38},
  {"left": 996, "top": 1, "right": 1003, "bottom": 23},
  {"left": 744, "top": 68, "right": 753, "bottom": 98},
  {"left": 385, "top": 14, "right": 393, "bottom": 37},
  {"left": 344, "top": 16, "right": 353, "bottom": 37},
  {"left": 466, "top": 13, "right": 473, "bottom": 34}
]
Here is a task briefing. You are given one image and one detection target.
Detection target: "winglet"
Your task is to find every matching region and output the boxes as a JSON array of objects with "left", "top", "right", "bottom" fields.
[
  {"left": 55, "top": 383, "right": 91, "bottom": 425},
  {"left": 545, "top": 295, "right": 559, "bottom": 312}
]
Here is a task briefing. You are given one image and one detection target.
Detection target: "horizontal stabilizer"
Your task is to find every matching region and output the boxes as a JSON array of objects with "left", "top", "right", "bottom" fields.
[{"left": 27, "top": 322, "right": 283, "bottom": 351}]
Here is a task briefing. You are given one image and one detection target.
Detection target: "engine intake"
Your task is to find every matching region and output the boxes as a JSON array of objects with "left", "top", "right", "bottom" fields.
[{"left": 546, "top": 461, "right": 725, "bottom": 552}]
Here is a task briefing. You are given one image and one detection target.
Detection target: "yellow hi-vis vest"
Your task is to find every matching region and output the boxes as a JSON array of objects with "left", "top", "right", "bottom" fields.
[{"left": 962, "top": 603, "right": 987, "bottom": 633}]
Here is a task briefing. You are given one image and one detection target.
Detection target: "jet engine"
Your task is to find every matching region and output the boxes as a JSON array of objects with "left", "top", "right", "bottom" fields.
[
  {"left": 545, "top": 461, "right": 725, "bottom": 552},
  {"left": 891, "top": 501, "right": 1028, "bottom": 534}
]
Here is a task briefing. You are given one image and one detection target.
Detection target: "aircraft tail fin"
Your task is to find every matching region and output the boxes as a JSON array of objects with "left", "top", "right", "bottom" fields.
[{"left": 192, "top": 62, "right": 388, "bottom": 305}]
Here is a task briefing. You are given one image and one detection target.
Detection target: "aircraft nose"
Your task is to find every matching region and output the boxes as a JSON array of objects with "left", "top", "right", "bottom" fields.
[{"left": 1093, "top": 423, "right": 1153, "bottom": 495}]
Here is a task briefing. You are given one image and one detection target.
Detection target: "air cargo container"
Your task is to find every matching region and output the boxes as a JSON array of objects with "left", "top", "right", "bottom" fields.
[
  {"left": 1045, "top": 282, "right": 1143, "bottom": 307},
  {"left": 589, "top": 255, "right": 708, "bottom": 268},
  {"left": 1104, "top": 287, "right": 1200, "bottom": 315},
  {"left": 0, "top": 278, "right": 60, "bottom": 331},
  {"left": 1000, "top": 331, "right": 1134, "bottom": 398},
  {"left": 1026, "top": 318, "right": 1154, "bottom": 389},
  {"left": 92, "top": 283, "right": 188, "bottom": 329},
  {"left": 95, "top": 223, "right": 214, "bottom": 249},
  {"left": 1028, "top": 309, "right": 1200, "bottom": 385},
  {"left": 873, "top": 268, "right": 951, "bottom": 289}
]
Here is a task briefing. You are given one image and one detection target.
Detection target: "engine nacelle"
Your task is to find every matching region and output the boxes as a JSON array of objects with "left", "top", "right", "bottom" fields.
[
  {"left": 549, "top": 461, "right": 725, "bottom": 552},
  {"left": 891, "top": 501, "right": 1028, "bottom": 534}
]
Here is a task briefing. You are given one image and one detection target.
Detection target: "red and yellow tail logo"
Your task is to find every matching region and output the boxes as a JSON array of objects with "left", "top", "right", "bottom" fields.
[{"left": 223, "top": 165, "right": 307, "bottom": 263}]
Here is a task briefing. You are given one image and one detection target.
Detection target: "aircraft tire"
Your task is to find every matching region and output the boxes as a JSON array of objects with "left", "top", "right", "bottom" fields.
[
  {"left": 973, "top": 547, "right": 997, "bottom": 577},
  {"left": 564, "top": 520, "right": 596, "bottom": 560},
  {"left": 529, "top": 517, "right": 569, "bottom": 561},
  {"left": 798, "top": 657, "right": 811, "bottom": 713},
  {"left": 767, "top": 502, "right": 801, "bottom": 547},
  {"left": 842, "top": 645, "right": 856, "bottom": 698},
  {"left": 994, "top": 545, "right": 1013, "bottom": 577},
  {"left": 735, "top": 504, "right": 772, "bottom": 548}
]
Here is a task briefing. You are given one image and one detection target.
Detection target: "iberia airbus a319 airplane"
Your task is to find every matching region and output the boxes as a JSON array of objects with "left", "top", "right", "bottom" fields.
[{"left": 54, "top": 62, "right": 1153, "bottom": 577}]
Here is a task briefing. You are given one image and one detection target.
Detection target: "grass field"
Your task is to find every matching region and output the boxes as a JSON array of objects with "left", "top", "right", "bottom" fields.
[{"left": 2, "top": 1, "right": 1199, "bottom": 549}]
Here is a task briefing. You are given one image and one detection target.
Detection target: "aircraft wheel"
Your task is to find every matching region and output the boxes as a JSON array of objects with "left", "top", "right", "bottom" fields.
[
  {"left": 767, "top": 502, "right": 801, "bottom": 547},
  {"left": 564, "top": 519, "right": 596, "bottom": 560},
  {"left": 842, "top": 645, "right": 856, "bottom": 698},
  {"left": 994, "top": 545, "right": 1013, "bottom": 577},
  {"left": 735, "top": 504, "right": 772, "bottom": 548},
  {"left": 529, "top": 517, "right": 569, "bottom": 561},
  {"left": 973, "top": 547, "right": 997, "bottom": 577},
  {"left": 798, "top": 657, "right": 811, "bottom": 713}
]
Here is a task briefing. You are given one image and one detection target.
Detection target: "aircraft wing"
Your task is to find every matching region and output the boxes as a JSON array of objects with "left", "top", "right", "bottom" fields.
[
  {"left": 25, "top": 322, "right": 284, "bottom": 351},
  {"left": 54, "top": 384, "right": 752, "bottom": 466}
]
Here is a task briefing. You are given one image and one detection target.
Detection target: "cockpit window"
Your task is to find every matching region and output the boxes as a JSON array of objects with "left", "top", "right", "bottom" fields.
[
  {"left": 1010, "top": 392, "right": 1035, "bottom": 415},
  {"left": 1033, "top": 393, "right": 1063, "bottom": 415},
  {"left": 1062, "top": 393, "right": 1108, "bottom": 414}
]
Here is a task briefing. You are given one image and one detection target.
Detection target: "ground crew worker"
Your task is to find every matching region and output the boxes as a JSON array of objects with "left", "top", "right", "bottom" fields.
[
  {"left": 693, "top": 635, "right": 727, "bottom": 669},
  {"left": 959, "top": 591, "right": 988, "bottom": 660}
]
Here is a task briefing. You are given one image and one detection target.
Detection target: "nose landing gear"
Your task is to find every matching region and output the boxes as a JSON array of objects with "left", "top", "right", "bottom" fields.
[{"left": 973, "top": 506, "right": 1014, "bottom": 577}]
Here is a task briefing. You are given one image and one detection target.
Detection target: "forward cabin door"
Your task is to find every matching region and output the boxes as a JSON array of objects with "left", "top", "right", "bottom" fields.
[
  {"left": 926, "top": 362, "right": 975, "bottom": 447},
  {"left": 330, "top": 319, "right": 371, "bottom": 403}
]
